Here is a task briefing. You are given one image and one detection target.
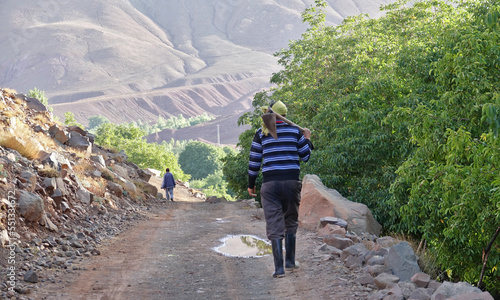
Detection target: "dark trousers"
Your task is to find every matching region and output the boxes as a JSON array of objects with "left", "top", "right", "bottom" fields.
[{"left": 260, "top": 180, "right": 302, "bottom": 240}]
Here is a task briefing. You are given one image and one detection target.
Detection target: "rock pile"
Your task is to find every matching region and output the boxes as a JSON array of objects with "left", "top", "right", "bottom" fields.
[
  {"left": 0, "top": 88, "right": 181, "bottom": 298},
  {"left": 301, "top": 174, "right": 495, "bottom": 299}
]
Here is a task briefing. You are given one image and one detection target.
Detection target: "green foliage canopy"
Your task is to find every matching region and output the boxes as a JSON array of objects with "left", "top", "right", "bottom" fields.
[
  {"left": 94, "top": 123, "right": 189, "bottom": 181},
  {"left": 226, "top": 0, "right": 500, "bottom": 293},
  {"left": 178, "top": 141, "right": 225, "bottom": 180}
]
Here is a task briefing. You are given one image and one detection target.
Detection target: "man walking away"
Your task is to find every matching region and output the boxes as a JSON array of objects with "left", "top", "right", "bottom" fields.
[
  {"left": 161, "top": 168, "right": 176, "bottom": 202},
  {"left": 247, "top": 100, "right": 312, "bottom": 278}
]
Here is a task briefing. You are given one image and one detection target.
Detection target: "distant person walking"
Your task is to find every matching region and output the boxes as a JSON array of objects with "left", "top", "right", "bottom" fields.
[
  {"left": 161, "top": 168, "right": 176, "bottom": 202},
  {"left": 247, "top": 100, "right": 312, "bottom": 278}
]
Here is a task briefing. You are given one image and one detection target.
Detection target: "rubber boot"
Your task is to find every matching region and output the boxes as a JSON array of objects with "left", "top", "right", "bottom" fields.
[
  {"left": 285, "top": 233, "right": 299, "bottom": 269},
  {"left": 271, "top": 239, "right": 285, "bottom": 277}
]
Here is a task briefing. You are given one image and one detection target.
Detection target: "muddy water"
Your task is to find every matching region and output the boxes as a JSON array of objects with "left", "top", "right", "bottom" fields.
[{"left": 214, "top": 235, "right": 272, "bottom": 258}]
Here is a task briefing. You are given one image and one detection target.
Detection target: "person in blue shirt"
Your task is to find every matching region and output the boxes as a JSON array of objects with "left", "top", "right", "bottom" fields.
[
  {"left": 247, "top": 100, "right": 312, "bottom": 278},
  {"left": 161, "top": 168, "right": 176, "bottom": 202}
]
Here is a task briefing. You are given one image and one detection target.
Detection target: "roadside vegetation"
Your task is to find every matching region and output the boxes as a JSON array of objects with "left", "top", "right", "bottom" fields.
[
  {"left": 224, "top": 0, "right": 500, "bottom": 295},
  {"left": 22, "top": 0, "right": 499, "bottom": 294}
]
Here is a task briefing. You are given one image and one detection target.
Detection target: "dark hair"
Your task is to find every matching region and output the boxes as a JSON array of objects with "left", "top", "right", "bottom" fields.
[{"left": 166, "top": 168, "right": 170, "bottom": 172}]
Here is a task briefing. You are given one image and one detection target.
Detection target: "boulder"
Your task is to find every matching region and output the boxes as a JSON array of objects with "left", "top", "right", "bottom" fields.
[
  {"left": 431, "top": 282, "right": 484, "bottom": 300},
  {"left": 43, "top": 177, "right": 57, "bottom": 192},
  {"left": 323, "top": 234, "right": 354, "bottom": 250},
  {"left": 108, "top": 181, "right": 123, "bottom": 197},
  {"left": 17, "top": 190, "right": 45, "bottom": 222},
  {"left": 66, "top": 131, "right": 92, "bottom": 155},
  {"left": 341, "top": 243, "right": 368, "bottom": 261},
  {"left": 384, "top": 242, "right": 421, "bottom": 282},
  {"left": 48, "top": 124, "right": 68, "bottom": 144},
  {"left": 409, "top": 288, "right": 432, "bottom": 300},
  {"left": 67, "top": 125, "right": 87, "bottom": 136},
  {"left": 76, "top": 187, "right": 93, "bottom": 205},
  {"left": 137, "top": 169, "right": 154, "bottom": 182},
  {"left": 299, "top": 174, "right": 382, "bottom": 235},
  {"left": 146, "top": 168, "right": 161, "bottom": 177},
  {"left": 139, "top": 181, "right": 158, "bottom": 196},
  {"left": 374, "top": 272, "right": 400, "bottom": 289},
  {"left": 411, "top": 273, "right": 431, "bottom": 288},
  {"left": 111, "top": 164, "right": 130, "bottom": 180},
  {"left": 50, "top": 189, "right": 63, "bottom": 208},
  {"left": 24, "top": 96, "right": 47, "bottom": 112}
]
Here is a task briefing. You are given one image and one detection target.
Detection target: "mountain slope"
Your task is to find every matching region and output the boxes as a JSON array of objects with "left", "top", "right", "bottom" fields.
[{"left": 0, "top": 0, "right": 393, "bottom": 144}]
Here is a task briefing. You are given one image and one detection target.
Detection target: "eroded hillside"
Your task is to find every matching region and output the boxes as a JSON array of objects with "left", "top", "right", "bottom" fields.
[{"left": 0, "top": 0, "right": 393, "bottom": 144}]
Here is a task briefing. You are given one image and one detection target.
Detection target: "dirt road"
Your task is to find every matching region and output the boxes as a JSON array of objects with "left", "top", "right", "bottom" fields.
[{"left": 32, "top": 189, "right": 373, "bottom": 300}]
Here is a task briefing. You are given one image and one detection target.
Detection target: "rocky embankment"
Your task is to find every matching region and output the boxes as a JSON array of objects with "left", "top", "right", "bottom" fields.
[
  {"left": 300, "top": 175, "right": 495, "bottom": 300},
  {"left": 0, "top": 88, "right": 205, "bottom": 299}
]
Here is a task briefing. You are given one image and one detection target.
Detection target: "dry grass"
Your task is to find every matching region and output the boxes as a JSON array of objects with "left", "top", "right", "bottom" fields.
[
  {"left": 35, "top": 131, "right": 57, "bottom": 150},
  {"left": 38, "top": 165, "right": 60, "bottom": 178},
  {"left": 79, "top": 175, "right": 107, "bottom": 197},
  {"left": 72, "top": 149, "right": 90, "bottom": 159},
  {"left": 0, "top": 119, "right": 44, "bottom": 160},
  {"left": 0, "top": 134, "right": 41, "bottom": 160},
  {"left": 73, "top": 160, "right": 94, "bottom": 175},
  {"left": 33, "top": 113, "right": 51, "bottom": 125},
  {"left": 3, "top": 88, "right": 17, "bottom": 97},
  {"left": 13, "top": 97, "right": 24, "bottom": 105},
  {"left": 101, "top": 169, "right": 114, "bottom": 181}
]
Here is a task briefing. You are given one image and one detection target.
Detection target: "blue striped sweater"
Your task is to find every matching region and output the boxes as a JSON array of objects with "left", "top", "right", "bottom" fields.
[{"left": 248, "top": 122, "right": 311, "bottom": 188}]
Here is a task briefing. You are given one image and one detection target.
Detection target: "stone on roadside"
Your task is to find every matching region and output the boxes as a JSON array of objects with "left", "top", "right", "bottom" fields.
[
  {"left": 23, "top": 270, "right": 38, "bottom": 283},
  {"left": 408, "top": 287, "right": 432, "bottom": 300},
  {"left": 432, "top": 282, "right": 484, "bottom": 300},
  {"left": 384, "top": 242, "right": 421, "bottom": 282},
  {"left": 317, "top": 223, "right": 346, "bottom": 237},
  {"left": 317, "top": 243, "right": 343, "bottom": 256},
  {"left": 18, "top": 190, "right": 45, "bottom": 222},
  {"left": 446, "top": 292, "right": 495, "bottom": 300},
  {"left": 411, "top": 272, "right": 431, "bottom": 288},
  {"left": 357, "top": 275, "right": 375, "bottom": 286},
  {"left": 323, "top": 234, "right": 354, "bottom": 250},
  {"left": 374, "top": 273, "right": 400, "bottom": 290}
]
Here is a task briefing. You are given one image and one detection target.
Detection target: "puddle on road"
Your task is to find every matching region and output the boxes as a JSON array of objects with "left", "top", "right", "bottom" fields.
[{"left": 214, "top": 235, "right": 272, "bottom": 258}]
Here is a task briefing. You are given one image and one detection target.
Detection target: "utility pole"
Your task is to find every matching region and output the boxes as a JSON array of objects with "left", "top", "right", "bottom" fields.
[{"left": 217, "top": 125, "right": 220, "bottom": 146}]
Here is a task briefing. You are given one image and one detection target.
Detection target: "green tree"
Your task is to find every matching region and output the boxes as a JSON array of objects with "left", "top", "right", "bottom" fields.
[
  {"left": 94, "top": 123, "right": 188, "bottom": 181},
  {"left": 88, "top": 115, "right": 110, "bottom": 132},
  {"left": 64, "top": 111, "right": 84, "bottom": 129},
  {"left": 178, "top": 141, "right": 224, "bottom": 180},
  {"left": 224, "top": 0, "right": 500, "bottom": 293}
]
